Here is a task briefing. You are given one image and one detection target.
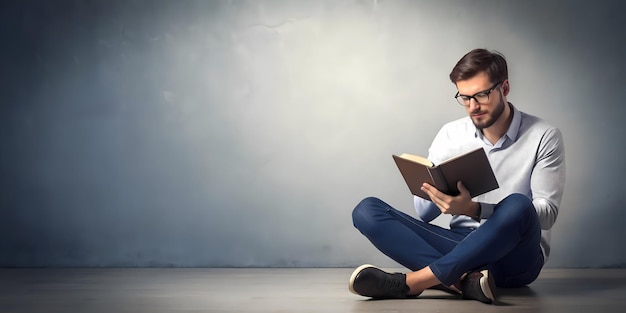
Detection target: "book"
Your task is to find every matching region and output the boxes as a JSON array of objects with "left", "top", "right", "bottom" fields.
[{"left": 392, "top": 147, "right": 499, "bottom": 200}]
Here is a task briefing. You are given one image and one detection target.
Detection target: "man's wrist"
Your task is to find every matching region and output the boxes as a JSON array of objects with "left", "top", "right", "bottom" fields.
[{"left": 471, "top": 202, "right": 481, "bottom": 221}]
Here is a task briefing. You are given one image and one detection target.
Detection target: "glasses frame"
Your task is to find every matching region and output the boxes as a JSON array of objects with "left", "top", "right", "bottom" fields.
[{"left": 454, "top": 81, "right": 503, "bottom": 106}]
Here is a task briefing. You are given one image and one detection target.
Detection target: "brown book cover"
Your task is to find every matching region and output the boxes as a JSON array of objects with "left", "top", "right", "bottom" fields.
[{"left": 392, "top": 148, "right": 499, "bottom": 200}]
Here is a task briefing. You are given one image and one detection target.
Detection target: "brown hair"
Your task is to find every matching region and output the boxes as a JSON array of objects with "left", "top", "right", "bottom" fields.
[{"left": 449, "top": 49, "right": 508, "bottom": 84}]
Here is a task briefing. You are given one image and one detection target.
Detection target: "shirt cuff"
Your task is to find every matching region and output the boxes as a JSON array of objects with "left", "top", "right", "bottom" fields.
[{"left": 479, "top": 202, "right": 496, "bottom": 219}]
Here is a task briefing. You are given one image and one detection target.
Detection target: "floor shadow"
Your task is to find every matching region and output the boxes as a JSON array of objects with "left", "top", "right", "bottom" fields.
[
  {"left": 490, "top": 286, "right": 538, "bottom": 306},
  {"left": 497, "top": 285, "right": 538, "bottom": 297}
]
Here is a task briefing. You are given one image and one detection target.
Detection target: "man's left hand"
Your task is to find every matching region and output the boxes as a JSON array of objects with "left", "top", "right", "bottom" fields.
[{"left": 421, "top": 181, "right": 479, "bottom": 217}]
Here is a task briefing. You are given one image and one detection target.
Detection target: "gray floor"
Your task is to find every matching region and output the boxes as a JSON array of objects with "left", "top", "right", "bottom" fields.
[{"left": 1, "top": 268, "right": 625, "bottom": 313}]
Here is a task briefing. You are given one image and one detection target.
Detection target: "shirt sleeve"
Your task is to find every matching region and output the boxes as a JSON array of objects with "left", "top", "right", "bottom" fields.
[
  {"left": 530, "top": 127, "right": 566, "bottom": 230},
  {"left": 414, "top": 196, "right": 441, "bottom": 222},
  {"left": 478, "top": 202, "right": 495, "bottom": 219}
]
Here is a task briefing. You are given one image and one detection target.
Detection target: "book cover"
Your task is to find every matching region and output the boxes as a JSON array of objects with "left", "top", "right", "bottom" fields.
[{"left": 392, "top": 148, "right": 499, "bottom": 200}]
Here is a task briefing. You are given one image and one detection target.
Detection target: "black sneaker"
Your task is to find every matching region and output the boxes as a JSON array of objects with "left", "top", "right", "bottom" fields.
[
  {"left": 460, "top": 270, "right": 496, "bottom": 304},
  {"left": 348, "top": 264, "right": 412, "bottom": 299}
]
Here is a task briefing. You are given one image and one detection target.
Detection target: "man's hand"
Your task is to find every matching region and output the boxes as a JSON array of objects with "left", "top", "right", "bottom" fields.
[{"left": 421, "top": 181, "right": 480, "bottom": 218}]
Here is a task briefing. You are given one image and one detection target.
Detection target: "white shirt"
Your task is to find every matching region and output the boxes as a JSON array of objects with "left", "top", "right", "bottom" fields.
[{"left": 414, "top": 104, "right": 566, "bottom": 261}]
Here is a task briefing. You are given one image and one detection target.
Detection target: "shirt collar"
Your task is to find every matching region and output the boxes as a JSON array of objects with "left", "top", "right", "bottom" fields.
[{"left": 474, "top": 102, "right": 522, "bottom": 142}]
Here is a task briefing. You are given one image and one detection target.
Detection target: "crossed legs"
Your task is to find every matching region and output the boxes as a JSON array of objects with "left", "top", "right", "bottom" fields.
[{"left": 352, "top": 194, "right": 543, "bottom": 295}]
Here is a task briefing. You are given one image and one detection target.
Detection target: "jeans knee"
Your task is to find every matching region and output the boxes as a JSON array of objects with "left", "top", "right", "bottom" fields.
[
  {"left": 504, "top": 193, "right": 531, "bottom": 204},
  {"left": 496, "top": 193, "right": 537, "bottom": 225},
  {"left": 502, "top": 193, "right": 533, "bottom": 213},
  {"left": 352, "top": 197, "right": 387, "bottom": 232}
]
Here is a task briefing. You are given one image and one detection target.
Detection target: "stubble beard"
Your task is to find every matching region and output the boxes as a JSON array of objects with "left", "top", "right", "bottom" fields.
[{"left": 472, "top": 93, "right": 506, "bottom": 130}]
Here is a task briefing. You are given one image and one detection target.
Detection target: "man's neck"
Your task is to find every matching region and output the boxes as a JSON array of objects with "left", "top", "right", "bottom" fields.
[{"left": 482, "top": 102, "right": 513, "bottom": 145}]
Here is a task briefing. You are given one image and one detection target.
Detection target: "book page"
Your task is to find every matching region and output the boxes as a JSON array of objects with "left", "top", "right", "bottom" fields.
[{"left": 399, "top": 154, "right": 434, "bottom": 167}]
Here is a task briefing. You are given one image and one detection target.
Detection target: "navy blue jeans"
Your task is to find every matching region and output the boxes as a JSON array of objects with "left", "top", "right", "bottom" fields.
[{"left": 352, "top": 194, "right": 544, "bottom": 287}]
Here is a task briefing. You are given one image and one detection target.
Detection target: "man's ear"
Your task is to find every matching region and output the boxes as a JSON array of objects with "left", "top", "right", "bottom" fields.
[{"left": 501, "top": 80, "right": 510, "bottom": 97}]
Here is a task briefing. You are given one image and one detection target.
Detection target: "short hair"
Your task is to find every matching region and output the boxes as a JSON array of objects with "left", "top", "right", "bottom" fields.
[{"left": 449, "top": 49, "right": 508, "bottom": 84}]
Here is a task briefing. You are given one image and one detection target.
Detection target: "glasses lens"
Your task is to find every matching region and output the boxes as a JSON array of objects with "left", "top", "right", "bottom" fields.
[
  {"left": 474, "top": 93, "right": 489, "bottom": 104},
  {"left": 456, "top": 96, "right": 467, "bottom": 106}
]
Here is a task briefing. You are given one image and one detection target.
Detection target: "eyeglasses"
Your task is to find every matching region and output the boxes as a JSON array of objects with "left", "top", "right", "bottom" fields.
[{"left": 454, "top": 81, "right": 503, "bottom": 106}]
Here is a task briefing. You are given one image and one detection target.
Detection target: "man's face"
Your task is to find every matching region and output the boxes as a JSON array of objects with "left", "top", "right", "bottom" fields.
[{"left": 455, "top": 71, "right": 507, "bottom": 130}]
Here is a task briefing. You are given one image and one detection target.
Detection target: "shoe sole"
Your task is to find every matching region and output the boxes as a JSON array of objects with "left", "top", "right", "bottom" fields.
[
  {"left": 348, "top": 264, "right": 377, "bottom": 295},
  {"left": 479, "top": 270, "right": 496, "bottom": 303}
]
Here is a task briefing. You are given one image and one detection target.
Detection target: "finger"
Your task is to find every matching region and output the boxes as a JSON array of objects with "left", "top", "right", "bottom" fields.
[
  {"left": 422, "top": 185, "right": 451, "bottom": 213},
  {"left": 421, "top": 185, "right": 443, "bottom": 207},
  {"left": 421, "top": 184, "right": 435, "bottom": 200},
  {"left": 457, "top": 181, "right": 469, "bottom": 195},
  {"left": 422, "top": 183, "right": 442, "bottom": 198}
]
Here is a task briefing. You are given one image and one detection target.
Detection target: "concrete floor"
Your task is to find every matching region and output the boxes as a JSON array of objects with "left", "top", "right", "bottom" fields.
[{"left": 1, "top": 268, "right": 625, "bottom": 313}]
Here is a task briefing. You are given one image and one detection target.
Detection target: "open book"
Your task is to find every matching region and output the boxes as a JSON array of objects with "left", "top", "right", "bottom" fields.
[{"left": 392, "top": 148, "right": 499, "bottom": 200}]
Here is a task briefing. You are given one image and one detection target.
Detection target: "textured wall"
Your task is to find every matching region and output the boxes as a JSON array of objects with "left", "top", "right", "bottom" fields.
[{"left": 1, "top": 0, "right": 625, "bottom": 267}]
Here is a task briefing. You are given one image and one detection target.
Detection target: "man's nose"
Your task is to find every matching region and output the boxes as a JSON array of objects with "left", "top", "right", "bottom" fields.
[{"left": 468, "top": 98, "right": 481, "bottom": 111}]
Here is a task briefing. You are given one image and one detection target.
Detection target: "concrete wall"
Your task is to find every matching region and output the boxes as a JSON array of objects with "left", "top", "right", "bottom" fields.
[{"left": 1, "top": 0, "right": 625, "bottom": 267}]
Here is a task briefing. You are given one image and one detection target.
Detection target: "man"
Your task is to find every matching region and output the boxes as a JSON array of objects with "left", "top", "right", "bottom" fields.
[{"left": 349, "top": 49, "right": 565, "bottom": 304}]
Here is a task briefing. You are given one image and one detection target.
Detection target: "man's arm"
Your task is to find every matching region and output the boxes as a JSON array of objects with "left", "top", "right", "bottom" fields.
[{"left": 530, "top": 127, "right": 566, "bottom": 230}]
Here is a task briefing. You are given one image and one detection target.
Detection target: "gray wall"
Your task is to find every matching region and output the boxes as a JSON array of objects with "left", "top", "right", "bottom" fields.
[{"left": 1, "top": 0, "right": 625, "bottom": 268}]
